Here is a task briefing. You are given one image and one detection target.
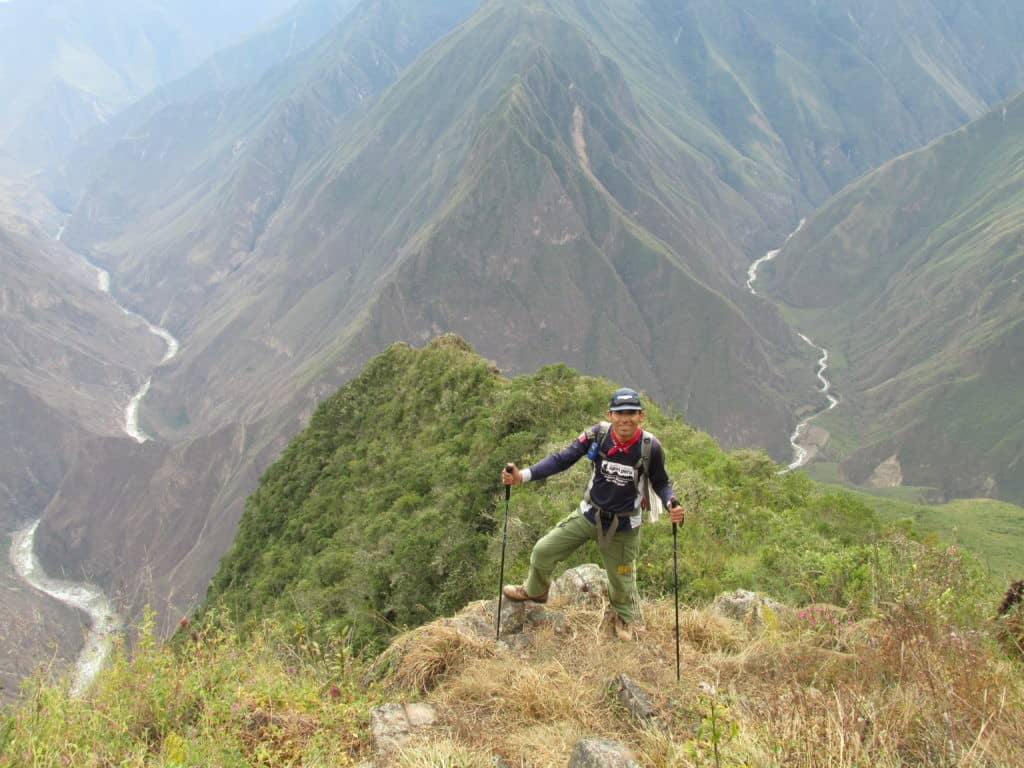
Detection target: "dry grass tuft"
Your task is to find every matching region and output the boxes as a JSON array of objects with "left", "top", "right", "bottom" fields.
[
  {"left": 383, "top": 622, "right": 496, "bottom": 693},
  {"left": 677, "top": 607, "right": 745, "bottom": 652},
  {"left": 393, "top": 735, "right": 496, "bottom": 767},
  {"left": 502, "top": 722, "right": 589, "bottom": 768},
  {"left": 411, "top": 597, "right": 1024, "bottom": 767},
  {"left": 442, "top": 656, "right": 594, "bottom": 726}
]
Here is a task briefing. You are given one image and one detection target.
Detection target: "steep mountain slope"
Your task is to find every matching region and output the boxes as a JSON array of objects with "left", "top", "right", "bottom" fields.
[
  {"left": 0, "top": 0, "right": 299, "bottom": 174},
  {"left": 541, "top": 0, "right": 1024, "bottom": 238},
  {"left": 139, "top": 0, "right": 799, "bottom": 447},
  {"left": 33, "top": 0, "right": 487, "bottom": 625},
  {"left": 0, "top": 208, "right": 164, "bottom": 703},
  {"left": 762, "top": 93, "right": 1024, "bottom": 505},
  {"left": 65, "top": 0, "right": 1024, "bottom": 451},
  {"left": 0, "top": 217, "right": 164, "bottom": 524},
  {"left": 60, "top": 0, "right": 482, "bottom": 318},
  {"left": 53, "top": 0, "right": 363, "bottom": 198}
]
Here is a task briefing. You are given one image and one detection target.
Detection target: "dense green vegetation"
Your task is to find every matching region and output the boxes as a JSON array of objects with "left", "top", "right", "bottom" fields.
[
  {"left": 1, "top": 608, "right": 374, "bottom": 767},
  {"left": 807, "top": 463, "right": 1023, "bottom": 584},
  {"left": 204, "top": 336, "right": 999, "bottom": 651}
]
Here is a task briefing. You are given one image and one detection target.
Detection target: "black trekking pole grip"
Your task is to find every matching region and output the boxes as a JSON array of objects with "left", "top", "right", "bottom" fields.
[
  {"left": 672, "top": 521, "right": 680, "bottom": 682},
  {"left": 496, "top": 464, "right": 514, "bottom": 640}
]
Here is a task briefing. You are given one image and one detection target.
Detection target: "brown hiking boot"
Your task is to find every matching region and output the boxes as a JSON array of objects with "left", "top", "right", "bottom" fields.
[
  {"left": 613, "top": 614, "right": 634, "bottom": 641},
  {"left": 502, "top": 584, "right": 548, "bottom": 604}
]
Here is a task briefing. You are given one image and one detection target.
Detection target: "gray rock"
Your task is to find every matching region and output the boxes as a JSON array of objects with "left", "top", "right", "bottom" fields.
[
  {"left": 609, "top": 674, "right": 663, "bottom": 728},
  {"left": 550, "top": 564, "right": 610, "bottom": 607},
  {"left": 369, "top": 701, "right": 438, "bottom": 754},
  {"left": 568, "top": 738, "right": 640, "bottom": 768},
  {"left": 496, "top": 595, "right": 530, "bottom": 637},
  {"left": 711, "top": 589, "right": 788, "bottom": 628}
]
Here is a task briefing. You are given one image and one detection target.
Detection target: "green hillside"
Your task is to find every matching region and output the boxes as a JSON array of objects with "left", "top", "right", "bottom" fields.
[
  {"left": 203, "top": 335, "right": 1004, "bottom": 652},
  {"left": 763, "top": 92, "right": 1024, "bottom": 506},
  {"left": 804, "top": 464, "right": 1024, "bottom": 583},
  {"left": 5, "top": 337, "right": 1022, "bottom": 766}
]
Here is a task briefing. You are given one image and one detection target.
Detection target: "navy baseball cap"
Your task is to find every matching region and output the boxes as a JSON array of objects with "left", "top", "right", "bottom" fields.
[{"left": 608, "top": 387, "right": 643, "bottom": 411}]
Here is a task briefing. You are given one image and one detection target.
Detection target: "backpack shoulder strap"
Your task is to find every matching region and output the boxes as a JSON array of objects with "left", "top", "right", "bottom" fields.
[
  {"left": 640, "top": 431, "right": 652, "bottom": 474},
  {"left": 583, "top": 421, "right": 611, "bottom": 508},
  {"left": 591, "top": 421, "right": 611, "bottom": 458},
  {"left": 638, "top": 431, "right": 654, "bottom": 510}
]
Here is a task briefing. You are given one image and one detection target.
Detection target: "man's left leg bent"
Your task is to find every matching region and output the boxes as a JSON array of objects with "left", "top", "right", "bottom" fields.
[{"left": 600, "top": 526, "right": 641, "bottom": 626}]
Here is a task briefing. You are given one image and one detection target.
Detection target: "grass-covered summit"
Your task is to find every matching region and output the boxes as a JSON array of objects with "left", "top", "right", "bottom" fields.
[{"left": 203, "top": 335, "right": 999, "bottom": 651}]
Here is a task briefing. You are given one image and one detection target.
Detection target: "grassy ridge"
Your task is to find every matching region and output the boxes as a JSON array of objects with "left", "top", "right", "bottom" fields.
[
  {"left": 203, "top": 336, "right": 1003, "bottom": 653},
  {"left": 4, "top": 595, "right": 1023, "bottom": 767}
]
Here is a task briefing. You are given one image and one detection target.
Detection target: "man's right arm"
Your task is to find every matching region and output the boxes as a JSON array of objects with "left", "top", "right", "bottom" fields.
[{"left": 515, "top": 430, "right": 592, "bottom": 483}]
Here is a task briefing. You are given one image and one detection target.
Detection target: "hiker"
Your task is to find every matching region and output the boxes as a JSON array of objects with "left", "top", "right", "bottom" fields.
[{"left": 501, "top": 387, "right": 685, "bottom": 640}]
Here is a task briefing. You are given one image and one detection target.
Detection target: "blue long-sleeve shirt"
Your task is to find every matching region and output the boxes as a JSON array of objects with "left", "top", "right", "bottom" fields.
[{"left": 521, "top": 424, "right": 674, "bottom": 532}]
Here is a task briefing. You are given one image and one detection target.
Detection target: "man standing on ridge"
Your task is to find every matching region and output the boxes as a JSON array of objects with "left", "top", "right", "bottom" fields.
[{"left": 501, "top": 387, "right": 685, "bottom": 640}]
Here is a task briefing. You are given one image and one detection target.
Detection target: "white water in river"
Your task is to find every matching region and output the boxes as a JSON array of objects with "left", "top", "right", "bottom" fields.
[
  {"left": 746, "top": 220, "right": 839, "bottom": 472},
  {"left": 9, "top": 522, "right": 121, "bottom": 696},
  {"left": 10, "top": 240, "right": 180, "bottom": 694},
  {"left": 784, "top": 333, "right": 840, "bottom": 471},
  {"left": 82, "top": 256, "right": 180, "bottom": 443},
  {"left": 747, "top": 219, "right": 804, "bottom": 295}
]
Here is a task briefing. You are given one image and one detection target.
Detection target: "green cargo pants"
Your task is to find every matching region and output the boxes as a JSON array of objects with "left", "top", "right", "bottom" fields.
[{"left": 524, "top": 509, "right": 641, "bottom": 623}]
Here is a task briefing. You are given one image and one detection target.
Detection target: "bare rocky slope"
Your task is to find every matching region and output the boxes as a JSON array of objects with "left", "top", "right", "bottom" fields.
[{"left": 0, "top": 208, "right": 163, "bottom": 701}]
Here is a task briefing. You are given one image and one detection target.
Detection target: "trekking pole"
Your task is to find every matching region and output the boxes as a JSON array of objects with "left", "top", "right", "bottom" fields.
[
  {"left": 672, "top": 520, "right": 680, "bottom": 682},
  {"left": 496, "top": 464, "right": 513, "bottom": 640}
]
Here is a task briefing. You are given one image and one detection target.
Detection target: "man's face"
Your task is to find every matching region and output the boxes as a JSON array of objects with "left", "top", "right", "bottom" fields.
[{"left": 608, "top": 409, "right": 643, "bottom": 441}]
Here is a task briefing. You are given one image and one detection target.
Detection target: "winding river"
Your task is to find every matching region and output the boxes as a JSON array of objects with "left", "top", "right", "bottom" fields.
[
  {"left": 746, "top": 220, "right": 840, "bottom": 472},
  {"left": 784, "top": 332, "right": 840, "bottom": 471},
  {"left": 9, "top": 239, "right": 179, "bottom": 694}
]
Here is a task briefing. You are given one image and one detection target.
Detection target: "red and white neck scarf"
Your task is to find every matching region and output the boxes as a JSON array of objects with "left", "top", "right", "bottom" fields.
[{"left": 607, "top": 428, "right": 642, "bottom": 456}]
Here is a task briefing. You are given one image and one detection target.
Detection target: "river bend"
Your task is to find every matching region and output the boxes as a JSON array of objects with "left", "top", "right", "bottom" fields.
[
  {"left": 9, "top": 244, "right": 179, "bottom": 693},
  {"left": 746, "top": 220, "right": 839, "bottom": 471}
]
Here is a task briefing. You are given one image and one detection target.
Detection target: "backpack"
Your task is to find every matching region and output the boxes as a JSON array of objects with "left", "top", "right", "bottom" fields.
[{"left": 585, "top": 421, "right": 664, "bottom": 524}]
